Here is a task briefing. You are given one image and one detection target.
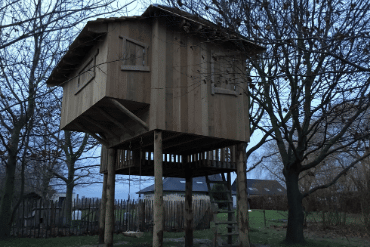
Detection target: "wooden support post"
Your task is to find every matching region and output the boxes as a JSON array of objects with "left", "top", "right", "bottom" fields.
[
  {"left": 99, "top": 172, "right": 108, "bottom": 244},
  {"left": 153, "top": 130, "right": 164, "bottom": 247},
  {"left": 185, "top": 169, "right": 193, "bottom": 247},
  {"left": 104, "top": 148, "right": 116, "bottom": 247},
  {"left": 236, "top": 143, "right": 250, "bottom": 247},
  {"left": 227, "top": 171, "right": 233, "bottom": 245}
]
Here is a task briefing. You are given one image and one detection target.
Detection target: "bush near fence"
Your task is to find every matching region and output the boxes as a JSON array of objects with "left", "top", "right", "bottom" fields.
[
  {"left": 249, "top": 191, "right": 366, "bottom": 214},
  {"left": 303, "top": 191, "right": 364, "bottom": 214},
  {"left": 249, "top": 195, "right": 288, "bottom": 211},
  {"left": 10, "top": 197, "right": 212, "bottom": 238}
]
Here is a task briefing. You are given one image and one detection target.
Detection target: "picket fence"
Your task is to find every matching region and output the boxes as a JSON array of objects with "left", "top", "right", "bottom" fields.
[{"left": 10, "top": 197, "right": 212, "bottom": 238}]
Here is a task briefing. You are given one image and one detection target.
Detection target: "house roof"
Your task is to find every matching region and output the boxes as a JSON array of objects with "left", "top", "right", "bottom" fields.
[
  {"left": 46, "top": 4, "right": 265, "bottom": 86},
  {"left": 231, "top": 179, "right": 286, "bottom": 196},
  {"left": 137, "top": 176, "right": 286, "bottom": 197},
  {"left": 137, "top": 174, "right": 222, "bottom": 194}
]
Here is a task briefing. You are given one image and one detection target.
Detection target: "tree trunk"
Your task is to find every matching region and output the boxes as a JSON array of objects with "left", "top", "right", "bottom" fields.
[
  {"left": 64, "top": 176, "right": 74, "bottom": 226},
  {"left": 0, "top": 128, "right": 21, "bottom": 239},
  {"left": 0, "top": 154, "right": 17, "bottom": 239},
  {"left": 284, "top": 167, "right": 305, "bottom": 244}
]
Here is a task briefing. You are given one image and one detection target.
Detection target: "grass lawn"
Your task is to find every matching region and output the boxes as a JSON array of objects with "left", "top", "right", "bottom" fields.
[{"left": 1, "top": 210, "right": 368, "bottom": 247}]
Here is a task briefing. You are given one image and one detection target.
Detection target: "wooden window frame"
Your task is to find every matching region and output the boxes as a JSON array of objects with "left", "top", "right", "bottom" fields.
[
  {"left": 75, "top": 49, "right": 99, "bottom": 95},
  {"left": 120, "top": 35, "right": 150, "bottom": 72},
  {"left": 211, "top": 52, "right": 242, "bottom": 97}
]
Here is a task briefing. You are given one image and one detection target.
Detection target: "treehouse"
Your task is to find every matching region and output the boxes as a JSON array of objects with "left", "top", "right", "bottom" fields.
[{"left": 46, "top": 4, "right": 265, "bottom": 247}]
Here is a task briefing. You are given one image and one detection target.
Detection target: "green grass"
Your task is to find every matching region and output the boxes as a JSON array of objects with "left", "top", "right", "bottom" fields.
[
  {"left": 1, "top": 210, "right": 368, "bottom": 247},
  {"left": 305, "top": 210, "right": 365, "bottom": 225}
]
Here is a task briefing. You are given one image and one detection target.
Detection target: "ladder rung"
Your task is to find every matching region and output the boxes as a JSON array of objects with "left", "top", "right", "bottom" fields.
[
  {"left": 209, "top": 190, "right": 230, "bottom": 193},
  {"left": 208, "top": 180, "right": 228, "bottom": 184},
  {"left": 217, "top": 210, "right": 235, "bottom": 213},
  {"left": 213, "top": 200, "right": 233, "bottom": 203},
  {"left": 221, "top": 232, "right": 239, "bottom": 236},
  {"left": 214, "top": 221, "right": 237, "bottom": 225}
]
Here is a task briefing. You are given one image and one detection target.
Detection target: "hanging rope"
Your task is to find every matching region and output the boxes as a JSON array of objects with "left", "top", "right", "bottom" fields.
[
  {"left": 139, "top": 137, "right": 143, "bottom": 196},
  {"left": 127, "top": 142, "right": 131, "bottom": 232},
  {"left": 128, "top": 141, "right": 131, "bottom": 200},
  {"left": 137, "top": 137, "right": 143, "bottom": 232}
]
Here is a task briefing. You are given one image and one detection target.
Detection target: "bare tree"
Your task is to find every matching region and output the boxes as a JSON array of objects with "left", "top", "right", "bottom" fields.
[
  {"left": 0, "top": 0, "right": 134, "bottom": 239},
  {"left": 163, "top": 0, "right": 370, "bottom": 244},
  {"left": 51, "top": 130, "right": 100, "bottom": 226}
]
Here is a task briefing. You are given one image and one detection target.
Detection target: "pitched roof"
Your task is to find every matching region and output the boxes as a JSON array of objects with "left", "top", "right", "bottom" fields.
[
  {"left": 231, "top": 179, "right": 286, "bottom": 196},
  {"left": 46, "top": 4, "right": 265, "bottom": 86},
  {"left": 137, "top": 174, "right": 222, "bottom": 194},
  {"left": 137, "top": 176, "right": 286, "bottom": 196}
]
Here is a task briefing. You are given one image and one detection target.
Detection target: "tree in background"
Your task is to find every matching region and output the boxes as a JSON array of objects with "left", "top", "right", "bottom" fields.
[
  {"left": 164, "top": 0, "right": 370, "bottom": 244},
  {"left": 0, "top": 0, "right": 134, "bottom": 239},
  {"left": 51, "top": 130, "right": 100, "bottom": 226},
  {"left": 210, "top": 183, "right": 228, "bottom": 209}
]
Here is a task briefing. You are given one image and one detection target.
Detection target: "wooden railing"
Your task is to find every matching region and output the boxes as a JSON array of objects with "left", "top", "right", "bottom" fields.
[{"left": 100, "top": 145, "right": 238, "bottom": 173}]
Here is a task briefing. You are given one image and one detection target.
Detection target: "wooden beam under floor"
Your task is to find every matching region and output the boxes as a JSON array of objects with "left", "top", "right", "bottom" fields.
[
  {"left": 109, "top": 98, "right": 149, "bottom": 131},
  {"left": 74, "top": 123, "right": 109, "bottom": 146},
  {"left": 96, "top": 107, "right": 135, "bottom": 136}
]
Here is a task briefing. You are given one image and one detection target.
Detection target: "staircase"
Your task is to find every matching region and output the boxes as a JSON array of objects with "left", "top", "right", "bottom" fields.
[{"left": 206, "top": 173, "right": 239, "bottom": 247}]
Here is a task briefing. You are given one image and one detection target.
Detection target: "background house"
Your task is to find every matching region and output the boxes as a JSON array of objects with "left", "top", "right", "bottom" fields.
[
  {"left": 231, "top": 179, "right": 287, "bottom": 208},
  {"left": 137, "top": 175, "right": 222, "bottom": 200}
]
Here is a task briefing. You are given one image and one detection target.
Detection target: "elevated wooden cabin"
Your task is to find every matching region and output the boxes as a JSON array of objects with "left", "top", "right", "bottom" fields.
[
  {"left": 47, "top": 5, "right": 264, "bottom": 177},
  {"left": 47, "top": 5, "right": 265, "bottom": 247}
]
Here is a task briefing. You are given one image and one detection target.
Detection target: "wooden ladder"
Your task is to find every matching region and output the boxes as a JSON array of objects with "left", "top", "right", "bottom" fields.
[{"left": 206, "top": 173, "right": 239, "bottom": 247}]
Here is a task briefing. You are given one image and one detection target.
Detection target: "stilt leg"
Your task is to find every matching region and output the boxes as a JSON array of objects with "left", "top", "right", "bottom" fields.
[
  {"left": 153, "top": 130, "right": 164, "bottom": 247},
  {"left": 236, "top": 143, "right": 250, "bottom": 247},
  {"left": 104, "top": 148, "right": 116, "bottom": 247},
  {"left": 99, "top": 172, "right": 108, "bottom": 244},
  {"left": 185, "top": 168, "right": 193, "bottom": 247}
]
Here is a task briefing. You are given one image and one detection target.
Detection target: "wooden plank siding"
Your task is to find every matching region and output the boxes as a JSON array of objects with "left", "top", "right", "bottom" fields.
[
  {"left": 59, "top": 16, "right": 250, "bottom": 146},
  {"left": 60, "top": 34, "right": 109, "bottom": 130}
]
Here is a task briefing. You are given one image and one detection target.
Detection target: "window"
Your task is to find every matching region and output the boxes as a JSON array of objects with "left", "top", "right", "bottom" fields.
[
  {"left": 277, "top": 188, "right": 282, "bottom": 192},
  {"left": 264, "top": 188, "right": 270, "bottom": 192},
  {"left": 75, "top": 50, "right": 99, "bottom": 95},
  {"left": 180, "top": 181, "right": 186, "bottom": 184},
  {"left": 120, "top": 36, "right": 150, "bottom": 72},
  {"left": 211, "top": 52, "right": 243, "bottom": 97},
  {"left": 196, "top": 182, "right": 203, "bottom": 184},
  {"left": 248, "top": 187, "right": 258, "bottom": 191}
]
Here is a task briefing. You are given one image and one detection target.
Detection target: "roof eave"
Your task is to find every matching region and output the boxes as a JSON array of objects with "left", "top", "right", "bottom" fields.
[{"left": 46, "top": 22, "right": 109, "bottom": 87}]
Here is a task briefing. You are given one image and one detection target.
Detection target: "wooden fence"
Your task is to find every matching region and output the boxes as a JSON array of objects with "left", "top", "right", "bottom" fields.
[{"left": 10, "top": 197, "right": 212, "bottom": 238}]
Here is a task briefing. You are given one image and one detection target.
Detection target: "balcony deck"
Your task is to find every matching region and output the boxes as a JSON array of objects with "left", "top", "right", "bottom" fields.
[{"left": 100, "top": 144, "right": 239, "bottom": 178}]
